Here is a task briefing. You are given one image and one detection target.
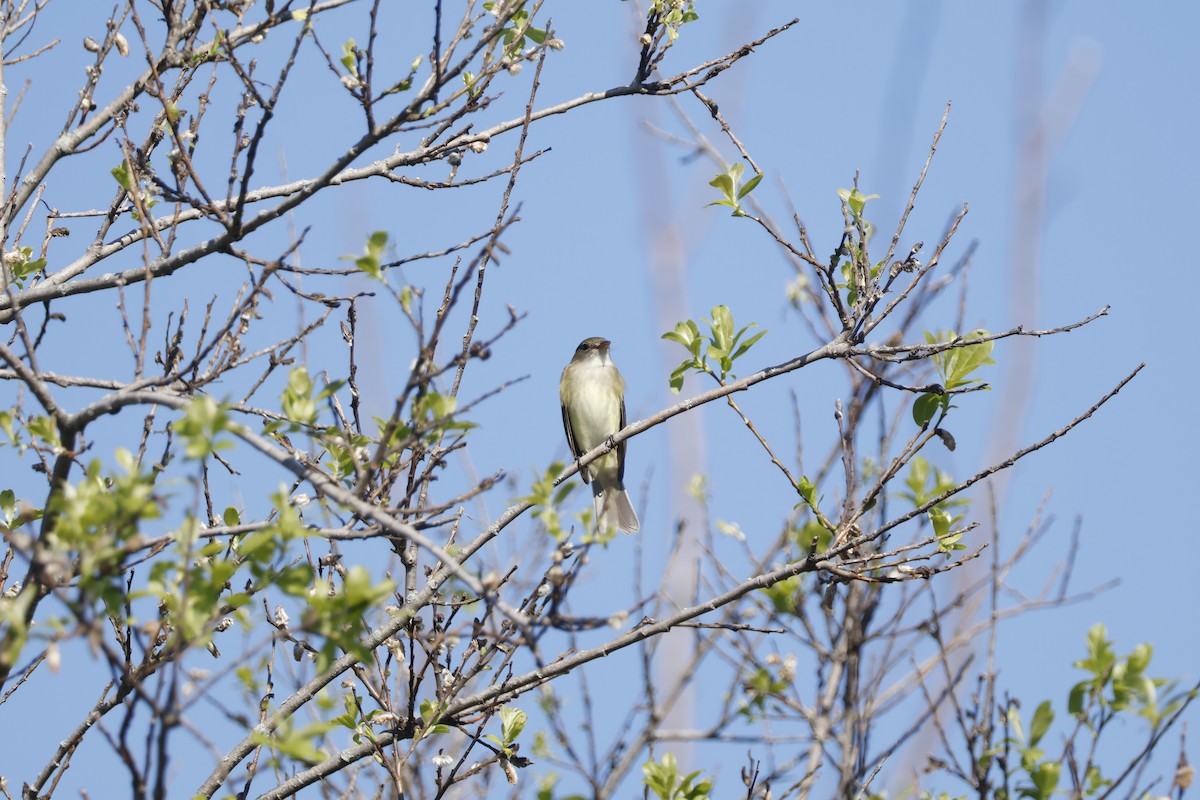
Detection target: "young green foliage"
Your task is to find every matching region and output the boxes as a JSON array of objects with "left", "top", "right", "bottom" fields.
[
  {"left": 647, "top": 0, "right": 699, "bottom": 42},
  {"left": 899, "top": 457, "right": 970, "bottom": 553},
  {"left": 1006, "top": 700, "right": 1060, "bottom": 800},
  {"left": 0, "top": 489, "right": 15, "bottom": 528},
  {"left": 706, "top": 162, "right": 762, "bottom": 217},
  {"left": 663, "top": 305, "right": 767, "bottom": 391},
  {"left": 340, "top": 38, "right": 359, "bottom": 77},
  {"left": 303, "top": 564, "right": 395, "bottom": 672},
  {"left": 832, "top": 187, "right": 883, "bottom": 307},
  {"left": 317, "top": 426, "right": 375, "bottom": 484},
  {"left": 972, "top": 625, "right": 1195, "bottom": 800},
  {"left": 913, "top": 330, "right": 995, "bottom": 427},
  {"left": 384, "top": 55, "right": 423, "bottom": 96},
  {"left": 790, "top": 517, "right": 833, "bottom": 556},
  {"left": 759, "top": 574, "right": 804, "bottom": 620},
  {"left": 483, "top": 1, "right": 548, "bottom": 58},
  {"left": 0, "top": 246, "right": 47, "bottom": 289},
  {"left": 45, "top": 450, "right": 161, "bottom": 619},
  {"left": 139, "top": 486, "right": 310, "bottom": 652},
  {"left": 0, "top": 409, "right": 13, "bottom": 443},
  {"left": 740, "top": 663, "right": 790, "bottom": 720},
  {"left": 1069, "top": 623, "right": 1185, "bottom": 729},
  {"left": 899, "top": 457, "right": 965, "bottom": 510},
  {"left": 249, "top": 717, "right": 334, "bottom": 768},
  {"left": 142, "top": 517, "right": 234, "bottom": 648},
  {"left": 175, "top": 395, "right": 234, "bottom": 460},
  {"left": 535, "top": 772, "right": 588, "bottom": 800},
  {"left": 331, "top": 691, "right": 385, "bottom": 743},
  {"left": 26, "top": 415, "right": 61, "bottom": 451},
  {"left": 419, "top": 697, "right": 452, "bottom": 739},
  {"left": 342, "top": 230, "right": 389, "bottom": 281},
  {"left": 110, "top": 158, "right": 159, "bottom": 220},
  {"left": 462, "top": 69, "right": 480, "bottom": 99},
  {"left": 642, "top": 752, "right": 713, "bottom": 800},
  {"left": 412, "top": 390, "right": 475, "bottom": 441},
  {"left": 281, "top": 366, "right": 317, "bottom": 426},
  {"left": 928, "top": 506, "right": 966, "bottom": 553},
  {"left": 837, "top": 186, "right": 880, "bottom": 227},
  {"left": 486, "top": 706, "right": 528, "bottom": 757},
  {"left": 792, "top": 475, "right": 838, "bottom": 537}
]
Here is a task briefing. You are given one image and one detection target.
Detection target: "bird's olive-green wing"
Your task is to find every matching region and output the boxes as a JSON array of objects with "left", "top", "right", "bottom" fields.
[
  {"left": 561, "top": 402, "right": 591, "bottom": 484},
  {"left": 616, "top": 397, "right": 627, "bottom": 484}
]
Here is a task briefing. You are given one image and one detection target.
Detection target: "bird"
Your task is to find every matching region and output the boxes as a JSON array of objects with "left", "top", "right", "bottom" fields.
[{"left": 559, "top": 337, "right": 640, "bottom": 534}]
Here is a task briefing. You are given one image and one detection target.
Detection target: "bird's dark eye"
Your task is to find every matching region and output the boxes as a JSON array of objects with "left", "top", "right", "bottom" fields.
[{"left": 578, "top": 343, "right": 589, "bottom": 351}]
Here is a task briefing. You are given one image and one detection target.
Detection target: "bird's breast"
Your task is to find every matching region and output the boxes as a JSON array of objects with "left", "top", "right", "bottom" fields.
[{"left": 567, "top": 365, "right": 623, "bottom": 452}]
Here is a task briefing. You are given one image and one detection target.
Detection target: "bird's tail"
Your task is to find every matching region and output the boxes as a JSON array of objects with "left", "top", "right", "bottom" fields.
[{"left": 593, "top": 483, "right": 640, "bottom": 534}]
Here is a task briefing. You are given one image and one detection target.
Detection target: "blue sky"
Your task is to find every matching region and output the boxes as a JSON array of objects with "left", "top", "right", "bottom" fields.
[{"left": 2, "top": 1, "right": 1197, "bottom": 796}]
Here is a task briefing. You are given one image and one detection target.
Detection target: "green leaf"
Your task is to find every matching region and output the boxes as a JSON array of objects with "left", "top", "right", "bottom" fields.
[
  {"left": 706, "top": 163, "right": 759, "bottom": 216},
  {"left": 366, "top": 230, "right": 387, "bottom": 258},
  {"left": 1008, "top": 705, "right": 1026, "bottom": 744},
  {"left": 929, "top": 329, "right": 995, "bottom": 390},
  {"left": 663, "top": 319, "right": 708, "bottom": 391},
  {"left": 912, "top": 392, "right": 940, "bottom": 427},
  {"left": 274, "top": 563, "right": 312, "bottom": 596},
  {"left": 1030, "top": 761, "right": 1060, "bottom": 799},
  {"left": 788, "top": 518, "right": 831, "bottom": 555},
  {"left": 0, "top": 489, "right": 15, "bottom": 526},
  {"left": 340, "top": 38, "right": 358, "bottom": 77},
  {"left": 111, "top": 161, "right": 132, "bottom": 190},
  {"left": 643, "top": 752, "right": 680, "bottom": 798},
  {"left": 662, "top": 321, "right": 699, "bottom": 350},
  {"left": 315, "top": 379, "right": 346, "bottom": 402},
  {"left": 666, "top": 364, "right": 686, "bottom": 393},
  {"left": 1075, "top": 623, "right": 1114, "bottom": 677},
  {"left": 175, "top": 395, "right": 233, "bottom": 460},
  {"left": 737, "top": 171, "right": 763, "bottom": 199},
  {"left": 249, "top": 719, "right": 330, "bottom": 767},
  {"left": 928, "top": 507, "right": 951, "bottom": 538},
  {"left": 500, "top": 706, "right": 527, "bottom": 744},
  {"left": 419, "top": 699, "right": 451, "bottom": 737},
  {"left": 642, "top": 750, "right": 712, "bottom": 800},
  {"left": 932, "top": 503, "right": 965, "bottom": 552},
  {"left": 837, "top": 187, "right": 880, "bottom": 221},
  {"left": 281, "top": 366, "right": 317, "bottom": 426},
  {"left": 709, "top": 168, "right": 737, "bottom": 198},
  {"left": 760, "top": 574, "right": 802, "bottom": 615},
  {"left": 798, "top": 476, "right": 816, "bottom": 507},
  {"left": 1029, "top": 700, "right": 1053, "bottom": 746},
  {"left": 730, "top": 329, "right": 767, "bottom": 361},
  {"left": 1083, "top": 765, "right": 1109, "bottom": 794},
  {"left": 1068, "top": 681, "right": 1088, "bottom": 716},
  {"left": 709, "top": 305, "right": 734, "bottom": 351},
  {"left": 342, "top": 231, "right": 389, "bottom": 280},
  {"left": 462, "top": 69, "right": 478, "bottom": 98},
  {"left": 665, "top": 309, "right": 761, "bottom": 387},
  {"left": 1128, "top": 642, "right": 1151, "bottom": 674},
  {"left": 524, "top": 462, "right": 576, "bottom": 541},
  {"left": 26, "top": 416, "right": 59, "bottom": 447}
]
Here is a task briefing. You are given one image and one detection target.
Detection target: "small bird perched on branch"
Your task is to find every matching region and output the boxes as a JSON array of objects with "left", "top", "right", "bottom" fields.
[{"left": 559, "top": 337, "right": 640, "bottom": 534}]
